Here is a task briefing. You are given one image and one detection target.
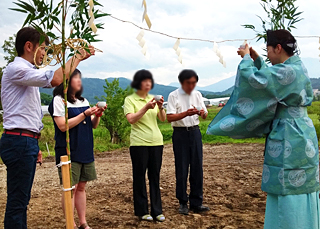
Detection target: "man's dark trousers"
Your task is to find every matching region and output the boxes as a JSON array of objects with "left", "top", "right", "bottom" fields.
[
  {"left": 173, "top": 127, "right": 203, "bottom": 207},
  {"left": 0, "top": 134, "right": 39, "bottom": 229}
]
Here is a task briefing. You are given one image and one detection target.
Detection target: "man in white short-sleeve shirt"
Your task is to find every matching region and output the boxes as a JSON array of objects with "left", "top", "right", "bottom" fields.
[{"left": 167, "top": 69, "right": 209, "bottom": 215}]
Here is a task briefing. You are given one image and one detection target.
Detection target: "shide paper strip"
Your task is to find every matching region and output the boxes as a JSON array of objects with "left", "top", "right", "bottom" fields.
[
  {"left": 213, "top": 42, "right": 226, "bottom": 68},
  {"left": 173, "top": 39, "right": 183, "bottom": 64},
  {"left": 88, "top": 0, "right": 97, "bottom": 34},
  {"left": 144, "top": 14, "right": 152, "bottom": 29},
  {"left": 142, "top": 0, "right": 152, "bottom": 29},
  {"left": 136, "top": 30, "right": 148, "bottom": 57}
]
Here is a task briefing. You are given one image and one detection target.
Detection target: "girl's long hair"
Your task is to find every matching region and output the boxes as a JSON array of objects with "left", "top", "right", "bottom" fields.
[{"left": 53, "top": 69, "right": 84, "bottom": 104}]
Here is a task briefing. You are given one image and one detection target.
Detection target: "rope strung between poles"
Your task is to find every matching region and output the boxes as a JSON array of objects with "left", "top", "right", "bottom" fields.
[
  {"left": 108, "top": 15, "right": 320, "bottom": 44},
  {"left": 106, "top": 14, "right": 320, "bottom": 64}
]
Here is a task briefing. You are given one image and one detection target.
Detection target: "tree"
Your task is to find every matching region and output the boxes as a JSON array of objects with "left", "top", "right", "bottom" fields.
[
  {"left": 243, "top": 0, "right": 303, "bottom": 42},
  {"left": 97, "top": 79, "right": 133, "bottom": 144},
  {"left": 40, "top": 93, "right": 53, "bottom": 105},
  {"left": 0, "top": 35, "right": 18, "bottom": 122}
]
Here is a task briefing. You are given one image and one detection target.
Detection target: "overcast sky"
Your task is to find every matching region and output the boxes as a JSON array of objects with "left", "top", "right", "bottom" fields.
[{"left": 0, "top": 0, "right": 319, "bottom": 87}]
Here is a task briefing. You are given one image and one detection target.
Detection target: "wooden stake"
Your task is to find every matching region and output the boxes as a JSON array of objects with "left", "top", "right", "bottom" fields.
[{"left": 61, "top": 156, "right": 74, "bottom": 229}]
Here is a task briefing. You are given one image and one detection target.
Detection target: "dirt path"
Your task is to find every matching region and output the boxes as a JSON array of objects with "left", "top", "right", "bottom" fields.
[{"left": 0, "top": 144, "right": 266, "bottom": 229}]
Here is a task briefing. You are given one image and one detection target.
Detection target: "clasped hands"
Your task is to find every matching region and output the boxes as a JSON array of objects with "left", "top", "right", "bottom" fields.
[
  {"left": 237, "top": 44, "right": 259, "bottom": 61},
  {"left": 146, "top": 96, "right": 164, "bottom": 110}
]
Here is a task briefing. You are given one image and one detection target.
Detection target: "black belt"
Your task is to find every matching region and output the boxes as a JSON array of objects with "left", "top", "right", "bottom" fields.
[{"left": 173, "top": 125, "right": 199, "bottom": 131}]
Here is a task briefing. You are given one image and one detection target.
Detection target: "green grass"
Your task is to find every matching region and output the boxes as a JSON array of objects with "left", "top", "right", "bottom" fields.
[
  {"left": 1, "top": 102, "right": 320, "bottom": 159},
  {"left": 159, "top": 106, "right": 265, "bottom": 145}
]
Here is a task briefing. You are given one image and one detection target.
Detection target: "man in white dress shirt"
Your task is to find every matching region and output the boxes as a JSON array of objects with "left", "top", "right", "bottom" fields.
[
  {"left": 0, "top": 27, "right": 94, "bottom": 229},
  {"left": 167, "top": 70, "right": 209, "bottom": 215}
]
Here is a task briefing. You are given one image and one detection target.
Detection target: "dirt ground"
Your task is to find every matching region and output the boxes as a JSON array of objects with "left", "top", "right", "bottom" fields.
[{"left": 0, "top": 144, "right": 267, "bottom": 229}]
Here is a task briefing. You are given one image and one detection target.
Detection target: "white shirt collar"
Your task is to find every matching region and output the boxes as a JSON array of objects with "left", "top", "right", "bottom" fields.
[
  {"left": 14, "top": 56, "right": 35, "bottom": 68},
  {"left": 178, "top": 87, "right": 195, "bottom": 95}
]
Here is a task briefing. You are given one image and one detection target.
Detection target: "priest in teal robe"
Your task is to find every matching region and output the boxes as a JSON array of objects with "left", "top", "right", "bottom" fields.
[{"left": 207, "top": 29, "right": 320, "bottom": 229}]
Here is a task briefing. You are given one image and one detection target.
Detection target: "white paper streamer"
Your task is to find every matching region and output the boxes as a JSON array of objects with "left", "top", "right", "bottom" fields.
[
  {"left": 213, "top": 42, "right": 226, "bottom": 68},
  {"left": 136, "top": 30, "right": 148, "bottom": 58},
  {"left": 173, "top": 39, "right": 183, "bottom": 64},
  {"left": 88, "top": 0, "right": 97, "bottom": 33},
  {"left": 142, "top": 0, "right": 152, "bottom": 29}
]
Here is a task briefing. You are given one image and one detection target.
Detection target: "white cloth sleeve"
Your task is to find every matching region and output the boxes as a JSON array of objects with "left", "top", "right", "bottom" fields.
[
  {"left": 10, "top": 67, "right": 54, "bottom": 88},
  {"left": 166, "top": 93, "right": 176, "bottom": 114},
  {"left": 53, "top": 96, "right": 66, "bottom": 117}
]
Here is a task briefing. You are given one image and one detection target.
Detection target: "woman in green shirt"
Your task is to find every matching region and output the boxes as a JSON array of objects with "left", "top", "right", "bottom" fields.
[{"left": 124, "top": 69, "right": 166, "bottom": 222}]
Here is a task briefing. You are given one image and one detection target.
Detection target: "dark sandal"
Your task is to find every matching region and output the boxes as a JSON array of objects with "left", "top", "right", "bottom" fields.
[{"left": 79, "top": 223, "right": 91, "bottom": 229}]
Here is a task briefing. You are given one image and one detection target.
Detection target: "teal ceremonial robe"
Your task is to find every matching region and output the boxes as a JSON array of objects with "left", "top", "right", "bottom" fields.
[{"left": 207, "top": 54, "right": 319, "bottom": 196}]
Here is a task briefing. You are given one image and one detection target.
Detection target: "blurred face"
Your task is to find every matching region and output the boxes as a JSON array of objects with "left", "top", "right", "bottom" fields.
[
  {"left": 140, "top": 79, "right": 152, "bottom": 93},
  {"left": 27, "top": 41, "right": 46, "bottom": 66},
  {"left": 70, "top": 73, "right": 82, "bottom": 94},
  {"left": 181, "top": 76, "right": 197, "bottom": 95},
  {"left": 267, "top": 45, "right": 281, "bottom": 65}
]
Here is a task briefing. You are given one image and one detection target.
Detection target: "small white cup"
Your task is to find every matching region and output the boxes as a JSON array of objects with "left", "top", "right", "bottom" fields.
[
  {"left": 97, "top": 101, "right": 106, "bottom": 108},
  {"left": 195, "top": 106, "right": 202, "bottom": 111},
  {"left": 154, "top": 95, "right": 162, "bottom": 102}
]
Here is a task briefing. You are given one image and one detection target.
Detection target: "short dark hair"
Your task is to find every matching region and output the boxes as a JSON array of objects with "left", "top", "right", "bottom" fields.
[
  {"left": 53, "top": 69, "right": 84, "bottom": 104},
  {"left": 131, "top": 69, "right": 154, "bottom": 90},
  {"left": 178, "top": 69, "right": 199, "bottom": 84},
  {"left": 267, "top": 29, "right": 297, "bottom": 56},
  {"left": 15, "top": 27, "right": 49, "bottom": 57}
]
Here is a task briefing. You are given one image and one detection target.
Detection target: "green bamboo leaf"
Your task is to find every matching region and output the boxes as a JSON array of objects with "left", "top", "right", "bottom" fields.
[
  {"left": 39, "top": 34, "right": 46, "bottom": 45},
  {"left": 9, "top": 8, "right": 28, "bottom": 13},
  {"left": 94, "top": 13, "right": 110, "bottom": 19}
]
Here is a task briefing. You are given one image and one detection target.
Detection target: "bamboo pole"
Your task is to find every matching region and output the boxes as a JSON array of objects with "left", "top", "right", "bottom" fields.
[{"left": 61, "top": 155, "right": 74, "bottom": 229}]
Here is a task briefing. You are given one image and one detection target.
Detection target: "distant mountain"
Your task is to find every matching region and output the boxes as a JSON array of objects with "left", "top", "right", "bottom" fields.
[
  {"left": 40, "top": 77, "right": 320, "bottom": 104},
  {"left": 197, "top": 76, "right": 236, "bottom": 92},
  {"left": 311, "top": 78, "right": 320, "bottom": 90},
  {"left": 169, "top": 75, "right": 236, "bottom": 93},
  {"left": 40, "top": 77, "right": 214, "bottom": 103},
  {"left": 169, "top": 82, "right": 181, "bottom": 87}
]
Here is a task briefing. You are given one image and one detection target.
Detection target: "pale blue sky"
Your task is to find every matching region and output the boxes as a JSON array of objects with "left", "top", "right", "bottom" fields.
[{"left": 0, "top": 0, "right": 319, "bottom": 87}]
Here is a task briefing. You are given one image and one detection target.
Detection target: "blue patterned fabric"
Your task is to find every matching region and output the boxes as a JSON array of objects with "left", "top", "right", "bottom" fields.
[{"left": 207, "top": 54, "right": 319, "bottom": 195}]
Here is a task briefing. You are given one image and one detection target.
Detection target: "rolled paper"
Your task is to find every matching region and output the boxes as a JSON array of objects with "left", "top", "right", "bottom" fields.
[
  {"left": 144, "top": 14, "right": 152, "bottom": 29},
  {"left": 173, "top": 39, "right": 180, "bottom": 50},
  {"left": 90, "top": 23, "right": 97, "bottom": 33},
  {"left": 89, "top": 7, "right": 94, "bottom": 17},
  {"left": 136, "top": 30, "right": 144, "bottom": 41},
  {"left": 213, "top": 42, "right": 218, "bottom": 52},
  {"left": 139, "top": 38, "right": 146, "bottom": 47},
  {"left": 88, "top": 0, "right": 94, "bottom": 8},
  {"left": 141, "top": 45, "right": 148, "bottom": 55},
  {"left": 142, "top": 8, "right": 147, "bottom": 22},
  {"left": 88, "top": 16, "right": 94, "bottom": 27},
  {"left": 176, "top": 47, "right": 181, "bottom": 56},
  {"left": 142, "top": 0, "right": 147, "bottom": 8}
]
